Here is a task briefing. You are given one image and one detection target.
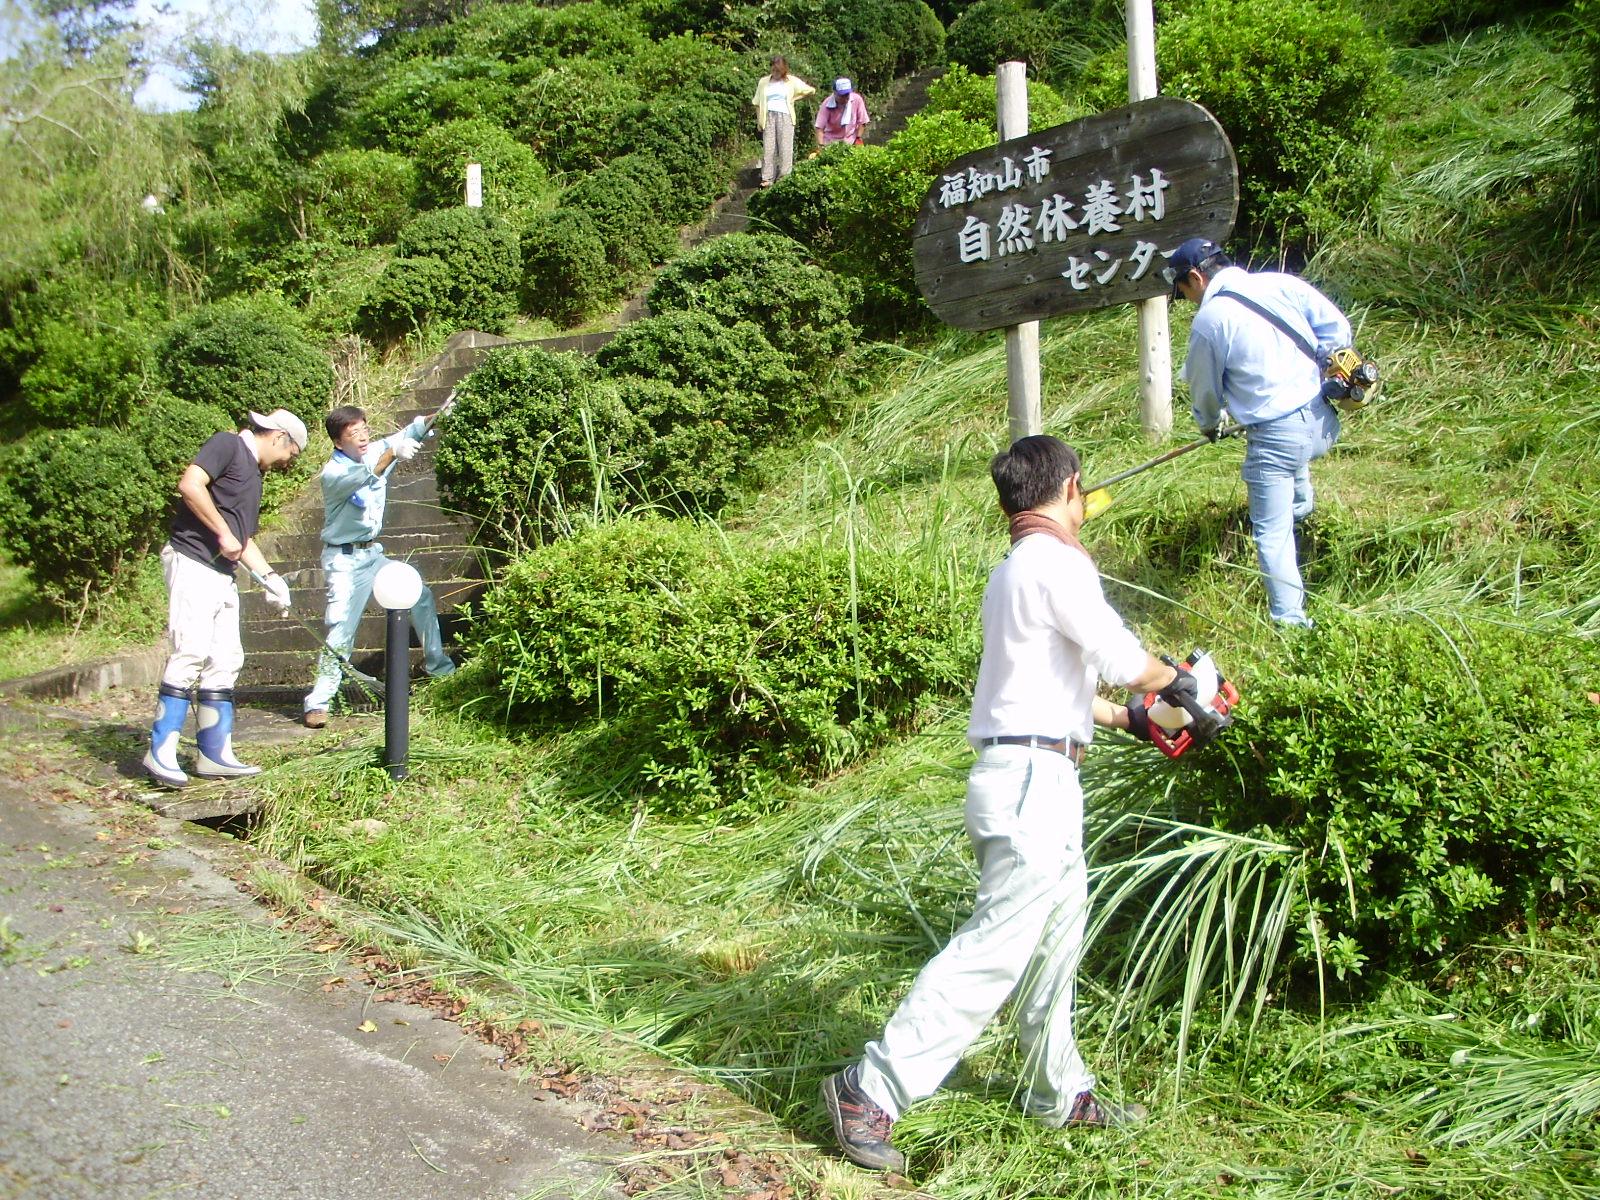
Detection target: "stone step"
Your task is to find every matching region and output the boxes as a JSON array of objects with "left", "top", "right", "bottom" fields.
[
  {"left": 238, "top": 647, "right": 453, "bottom": 688},
  {"left": 263, "top": 523, "right": 474, "bottom": 561},
  {"left": 523, "top": 331, "right": 619, "bottom": 355},
  {"left": 239, "top": 556, "right": 483, "bottom": 618},
  {"left": 241, "top": 606, "right": 472, "bottom": 650}
]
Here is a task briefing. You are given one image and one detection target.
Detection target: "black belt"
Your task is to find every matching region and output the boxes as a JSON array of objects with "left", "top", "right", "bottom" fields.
[
  {"left": 328, "top": 541, "right": 376, "bottom": 554},
  {"left": 981, "top": 735, "right": 1086, "bottom": 765}
]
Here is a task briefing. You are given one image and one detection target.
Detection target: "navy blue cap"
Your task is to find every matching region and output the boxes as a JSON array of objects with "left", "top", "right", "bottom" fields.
[{"left": 1163, "top": 237, "right": 1227, "bottom": 298}]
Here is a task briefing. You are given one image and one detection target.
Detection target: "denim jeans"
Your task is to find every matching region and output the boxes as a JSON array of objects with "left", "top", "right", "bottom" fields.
[
  {"left": 1241, "top": 400, "right": 1341, "bottom": 626},
  {"left": 856, "top": 744, "right": 1094, "bottom": 1123},
  {"left": 304, "top": 543, "right": 452, "bottom": 712}
]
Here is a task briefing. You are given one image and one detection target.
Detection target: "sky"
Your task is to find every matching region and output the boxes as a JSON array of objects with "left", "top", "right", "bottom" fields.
[{"left": 131, "top": 0, "right": 319, "bottom": 110}]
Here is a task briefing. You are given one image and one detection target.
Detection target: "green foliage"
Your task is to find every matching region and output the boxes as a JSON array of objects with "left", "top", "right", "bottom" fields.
[
  {"left": 1188, "top": 616, "right": 1600, "bottom": 976},
  {"left": 128, "top": 393, "right": 234, "bottom": 479},
  {"left": 350, "top": 55, "right": 521, "bottom": 150},
  {"left": 595, "top": 311, "right": 807, "bottom": 437},
  {"left": 308, "top": 148, "right": 417, "bottom": 246},
  {"left": 518, "top": 209, "right": 615, "bottom": 327},
  {"left": 364, "top": 207, "right": 521, "bottom": 338},
  {"left": 557, "top": 154, "right": 675, "bottom": 277},
  {"left": 0, "top": 428, "right": 166, "bottom": 608},
  {"left": 513, "top": 61, "right": 643, "bottom": 172},
  {"left": 355, "top": 254, "right": 453, "bottom": 341},
  {"left": 459, "top": 518, "right": 970, "bottom": 815},
  {"left": 828, "top": 111, "right": 997, "bottom": 327},
  {"left": 609, "top": 376, "right": 744, "bottom": 511},
  {"left": 946, "top": 0, "right": 1065, "bottom": 80},
  {"left": 771, "top": 0, "right": 946, "bottom": 92},
  {"left": 924, "top": 63, "right": 1079, "bottom": 131},
  {"left": 745, "top": 141, "right": 852, "bottom": 255},
  {"left": 1575, "top": 0, "right": 1600, "bottom": 214},
  {"left": 411, "top": 118, "right": 551, "bottom": 218},
  {"left": 645, "top": 233, "right": 860, "bottom": 378},
  {"left": 613, "top": 100, "right": 742, "bottom": 221},
  {"left": 1108, "top": 0, "right": 1392, "bottom": 245},
  {"left": 156, "top": 302, "right": 332, "bottom": 430},
  {"left": 432, "top": 346, "right": 636, "bottom": 544}
]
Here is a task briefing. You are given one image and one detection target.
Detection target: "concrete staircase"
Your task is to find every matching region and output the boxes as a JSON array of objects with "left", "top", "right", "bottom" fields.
[{"left": 237, "top": 331, "right": 514, "bottom": 702}]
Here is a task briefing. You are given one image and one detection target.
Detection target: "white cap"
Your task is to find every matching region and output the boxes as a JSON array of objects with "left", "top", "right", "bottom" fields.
[
  {"left": 249, "top": 408, "right": 309, "bottom": 451},
  {"left": 834, "top": 77, "right": 852, "bottom": 93}
]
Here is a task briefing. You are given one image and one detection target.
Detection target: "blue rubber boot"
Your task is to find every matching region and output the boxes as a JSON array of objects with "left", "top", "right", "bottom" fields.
[
  {"left": 194, "top": 689, "right": 261, "bottom": 778},
  {"left": 142, "top": 682, "right": 191, "bottom": 788}
]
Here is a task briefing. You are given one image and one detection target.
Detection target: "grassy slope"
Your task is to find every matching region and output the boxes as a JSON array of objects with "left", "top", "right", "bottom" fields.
[{"left": 244, "top": 19, "right": 1600, "bottom": 1199}]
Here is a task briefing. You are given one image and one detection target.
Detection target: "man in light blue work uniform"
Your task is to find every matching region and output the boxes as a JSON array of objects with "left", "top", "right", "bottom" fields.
[
  {"left": 302, "top": 402, "right": 455, "bottom": 727},
  {"left": 1166, "top": 237, "right": 1351, "bottom": 628}
]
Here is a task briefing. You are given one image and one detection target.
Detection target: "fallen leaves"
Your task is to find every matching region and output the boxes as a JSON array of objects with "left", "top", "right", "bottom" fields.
[{"left": 356, "top": 1019, "right": 378, "bottom": 1033}]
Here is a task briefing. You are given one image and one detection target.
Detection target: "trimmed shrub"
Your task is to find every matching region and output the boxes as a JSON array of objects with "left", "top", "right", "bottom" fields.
[
  {"left": 1186, "top": 616, "right": 1600, "bottom": 980},
  {"left": 557, "top": 154, "right": 675, "bottom": 277},
  {"left": 646, "top": 233, "right": 860, "bottom": 378},
  {"left": 412, "top": 118, "right": 551, "bottom": 218},
  {"left": 1086, "top": 0, "right": 1391, "bottom": 243},
  {"left": 613, "top": 100, "right": 742, "bottom": 221},
  {"left": 628, "top": 0, "right": 735, "bottom": 39},
  {"left": 18, "top": 313, "right": 153, "bottom": 429},
  {"left": 129, "top": 393, "right": 234, "bottom": 479},
  {"left": 924, "top": 63, "right": 1079, "bottom": 131},
  {"left": 772, "top": 0, "right": 945, "bottom": 92},
  {"left": 514, "top": 62, "right": 643, "bottom": 173},
  {"left": 0, "top": 428, "right": 167, "bottom": 608},
  {"left": 352, "top": 55, "right": 521, "bottom": 150},
  {"left": 308, "top": 148, "right": 417, "bottom": 246},
  {"left": 157, "top": 302, "right": 332, "bottom": 431},
  {"left": 459, "top": 517, "right": 972, "bottom": 816},
  {"left": 746, "top": 142, "right": 853, "bottom": 255},
  {"left": 611, "top": 376, "right": 745, "bottom": 511},
  {"left": 947, "top": 0, "right": 1065, "bottom": 79},
  {"left": 432, "top": 346, "right": 639, "bottom": 545},
  {"left": 595, "top": 311, "right": 806, "bottom": 438},
  {"left": 357, "top": 255, "right": 456, "bottom": 341},
  {"left": 519, "top": 209, "right": 615, "bottom": 327},
  {"left": 827, "top": 110, "right": 998, "bottom": 328},
  {"left": 362, "top": 207, "right": 521, "bottom": 339}
]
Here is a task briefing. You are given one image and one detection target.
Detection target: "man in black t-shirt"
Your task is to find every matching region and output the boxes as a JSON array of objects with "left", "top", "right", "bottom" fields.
[{"left": 143, "top": 409, "right": 307, "bottom": 788}]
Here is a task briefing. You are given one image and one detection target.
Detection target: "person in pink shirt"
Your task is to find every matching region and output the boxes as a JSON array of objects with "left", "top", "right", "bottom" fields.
[{"left": 814, "top": 77, "right": 870, "bottom": 147}]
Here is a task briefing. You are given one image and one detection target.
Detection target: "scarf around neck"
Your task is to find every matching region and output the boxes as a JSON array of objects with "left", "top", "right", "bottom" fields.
[{"left": 1008, "top": 509, "right": 1090, "bottom": 560}]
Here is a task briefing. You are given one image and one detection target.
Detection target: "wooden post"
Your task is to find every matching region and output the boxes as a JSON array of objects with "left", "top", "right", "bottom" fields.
[
  {"left": 1126, "top": 0, "right": 1173, "bottom": 440},
  {"left": 465, "top": 162, "right": 483, "bottom": 208},
  {"left": 997, "top": 61, "right": 1041, "bottom": 443}
]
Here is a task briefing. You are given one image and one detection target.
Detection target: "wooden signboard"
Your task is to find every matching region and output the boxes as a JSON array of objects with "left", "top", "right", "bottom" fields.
[{"left": 913, "top": 97, "right": 1238, "bottom": 332}]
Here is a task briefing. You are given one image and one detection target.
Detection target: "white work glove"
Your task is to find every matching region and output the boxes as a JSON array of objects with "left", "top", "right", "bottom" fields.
[
  {"left": 392, "top": 434, "right": 422, "bottom": 462},
  {"left": 262, "top": 572, "right": 291, "bottom": 615}
]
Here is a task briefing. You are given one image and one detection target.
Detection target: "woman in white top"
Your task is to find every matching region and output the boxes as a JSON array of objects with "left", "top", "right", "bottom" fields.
[{"left": 752, "top": 55, "right": 815, "bottom": 187}]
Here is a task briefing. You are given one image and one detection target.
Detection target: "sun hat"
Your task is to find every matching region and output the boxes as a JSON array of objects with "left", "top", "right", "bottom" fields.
[{"left": 249, "top": 408, "right": 309, "bottom": 452}]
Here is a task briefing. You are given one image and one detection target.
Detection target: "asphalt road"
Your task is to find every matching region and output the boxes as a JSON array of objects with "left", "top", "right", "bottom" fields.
[{"left": 0, "top": 739, "right": 624, "bottom": 1200}]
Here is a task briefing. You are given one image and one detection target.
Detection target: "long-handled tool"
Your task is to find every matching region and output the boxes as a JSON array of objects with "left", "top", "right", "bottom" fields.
[
  {"left": 1082, "top": 422, "right": 1246, "bottom": 518},
  {"left": 246, "top": 566, "right": 382, "bottom": 693}
]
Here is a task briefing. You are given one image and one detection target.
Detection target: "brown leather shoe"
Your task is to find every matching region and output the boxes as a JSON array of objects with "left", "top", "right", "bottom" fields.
[
  {"left": 820, "top": 1065, "right": 904, "bottom": 1173},
  {"left": 303, "top": 709, "right": 328, "bottom": 729}
]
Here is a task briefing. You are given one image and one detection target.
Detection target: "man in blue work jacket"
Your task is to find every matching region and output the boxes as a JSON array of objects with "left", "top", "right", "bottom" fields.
[
  {"left": 302, "top": 402, "right": 455, "bottom": 727},
  {"left": 1166, "top": 238, "right": 1351, "bottom": 628}
]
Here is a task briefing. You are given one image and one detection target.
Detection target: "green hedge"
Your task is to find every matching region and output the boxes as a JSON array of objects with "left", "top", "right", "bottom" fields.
[
  {"left": 770, "top": 0, "right": 945, "bottom": 92},
  {"left": 0, "top": 428, "right": 167, "bottom": 608},
  {"left": 455, "top": 517, "right": 972, "bottom": 815},
  {"left": 362, "top": 208, "right": 521, "bottom": 340},
  {"left": 1187, "top": 616, "right": 1600, "bottom": 980},
  {"left": 946, "top": 0, "right": 1066, "bottom": 80},
  {"left": 645, "top": 233, "right": 860, "bottom": 379},
  {"left": 519, "top": 209, "right": 616, "bottom": 326},
  {"left": 595, "top": 311, "right": 805, "bottom": 438},
  {"left": 129, "top": 393, "right": 234, "bottom": 479},
  {"left": 156, "top": 302, "right": 332, "bottom": 431},
  {"left": 308, "top": 148, "right": 417, "bottom": 246},
  {"left": 432, "top": 346, "right": 638, "bottom": 545},
  {"left": 411, "top": 118, "right": 551, "bottom": 217},
  {"left": 557, "top": 154, "right": 675, "bottom": 278}
]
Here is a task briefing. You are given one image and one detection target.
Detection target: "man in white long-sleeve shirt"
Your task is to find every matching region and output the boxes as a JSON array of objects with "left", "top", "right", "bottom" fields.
[
  {"left": 820, "top": 435, "right": 1186, "bottom": 1172},
  {"left": 1167, "top": 237, "right": 1351, "bottom": 627}
]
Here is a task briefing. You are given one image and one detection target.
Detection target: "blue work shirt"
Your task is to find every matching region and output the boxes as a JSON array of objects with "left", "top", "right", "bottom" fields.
[
  {"left": 319, "top": 416, "right": 428, "bottom": 546},
  {"left": 1183, "top": 266, "right": 1352, "bottom": 431}
]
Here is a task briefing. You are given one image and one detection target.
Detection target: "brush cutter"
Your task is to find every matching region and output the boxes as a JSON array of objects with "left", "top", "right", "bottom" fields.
[
  {"left": 1142, "top": 650, "right": 1239, "bottom": 759},
  {"left": 1081, "top": 422, "right": 1246, "bottom": 519},
  {"left": 246, "top": 566, "right": 381, "bottom": 692}
]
